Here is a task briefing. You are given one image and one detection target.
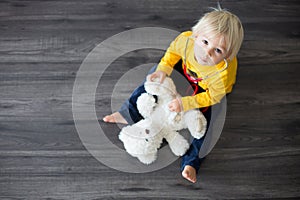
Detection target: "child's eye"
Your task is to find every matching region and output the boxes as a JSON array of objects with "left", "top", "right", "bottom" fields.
[
  {"left": 202, "top": 40, "right": 208, "bottom": 45},
  {"left": 215, "top": 48, "right": 223, "bottom": 54}
]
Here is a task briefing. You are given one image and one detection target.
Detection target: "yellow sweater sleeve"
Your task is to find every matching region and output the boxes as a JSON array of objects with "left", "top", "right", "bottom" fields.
[{"left": 156, "top": 32, "right": 189, "bottom": 75}]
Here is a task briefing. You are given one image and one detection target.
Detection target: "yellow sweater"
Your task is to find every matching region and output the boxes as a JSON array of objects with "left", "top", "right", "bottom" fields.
[{"left": 156, "top": 31, "right": 238, "bottom": 111}]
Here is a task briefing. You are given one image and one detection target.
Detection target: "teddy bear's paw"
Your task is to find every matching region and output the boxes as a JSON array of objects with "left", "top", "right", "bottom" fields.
[
  {"left": 138, "top": 153, "right": 157, "bottom": 165},
  {"left": 192, "top": 130, "right": 205, "bottom": 140},
  {"left": 186, "top": 111, "right": 207, "bottom": 139},
  {"left": 190, "top": 125, "right": 206, "bottom": 139},
  {"left": 195, "top": 114, "right": 207, "bottom": 137},
  {"left": 187, "top": 124, "right": 202, "bottom": 139},
  {"left": 168, "top": 134, "right": 189, "bottom": 156}
]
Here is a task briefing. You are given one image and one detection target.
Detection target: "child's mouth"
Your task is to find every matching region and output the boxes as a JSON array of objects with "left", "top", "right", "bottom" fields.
[{"left": 199, "top": 57, "right": 208, "bottom": 64}]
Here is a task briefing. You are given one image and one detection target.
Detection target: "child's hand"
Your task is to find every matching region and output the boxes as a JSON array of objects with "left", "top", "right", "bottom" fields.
[
  {"left": 168, "top": 98, "right": 183, "bottom": 113},
  {"left": 147, "top": 70, "right": 167, "bottom": 83}
]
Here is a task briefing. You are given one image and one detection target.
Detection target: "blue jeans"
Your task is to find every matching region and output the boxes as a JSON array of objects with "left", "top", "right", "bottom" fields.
[{"left": 119, "top": 60, "right": 211, "bottom": 173}]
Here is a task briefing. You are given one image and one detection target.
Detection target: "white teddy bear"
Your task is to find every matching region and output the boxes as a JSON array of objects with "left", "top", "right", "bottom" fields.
[{"left": 119, "top": 77, "right": 207, "bottom": 164}]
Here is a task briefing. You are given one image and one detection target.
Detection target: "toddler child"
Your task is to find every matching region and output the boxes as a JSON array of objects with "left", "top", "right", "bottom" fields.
[{"left": 103, "top": 6, "right": 244, "bottom": 183}]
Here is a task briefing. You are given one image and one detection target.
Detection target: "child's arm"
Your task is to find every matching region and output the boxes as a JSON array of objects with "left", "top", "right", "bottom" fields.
[
  {"left": 147, "top": 32, "right": 189, "bottom": 84},
  {"left": 181, "top": 89, "right": 223, "bottom": 111},
  {"left": 156, "top": 32, "right": 191, "bottom": 76}
]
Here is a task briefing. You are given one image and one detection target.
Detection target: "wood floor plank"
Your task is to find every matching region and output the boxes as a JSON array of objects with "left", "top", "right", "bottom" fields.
[{"left": 0, "top": 0, "right": 299, "bottom": 199}]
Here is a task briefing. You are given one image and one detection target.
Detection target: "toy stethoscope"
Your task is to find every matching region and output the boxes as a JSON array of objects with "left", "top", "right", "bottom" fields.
[{"left": 183, "top": 37, "right": 228, "bottom": 96}]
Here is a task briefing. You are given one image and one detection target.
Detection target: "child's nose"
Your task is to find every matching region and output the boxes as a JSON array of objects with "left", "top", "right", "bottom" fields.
[{"left": 205, "top": 48, "right": 213, "bottom": 57}]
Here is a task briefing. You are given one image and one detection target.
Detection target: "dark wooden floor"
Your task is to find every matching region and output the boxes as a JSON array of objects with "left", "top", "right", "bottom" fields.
[{"left": 1, "top": 0, "right": 300, "bottom": 199}]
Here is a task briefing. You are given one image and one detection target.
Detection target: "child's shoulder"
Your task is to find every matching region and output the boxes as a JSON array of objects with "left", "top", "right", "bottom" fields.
[
  {"left": 174, "top": 31, "right": 193, "bottom": 44},
  {"left": 180, "top": 31, "right": 193, "bottom": 37}
]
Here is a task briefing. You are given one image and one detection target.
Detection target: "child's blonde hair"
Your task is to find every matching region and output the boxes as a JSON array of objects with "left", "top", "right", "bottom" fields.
[{"left": 192, "top": 6, "right": 244, "bottom": 60}]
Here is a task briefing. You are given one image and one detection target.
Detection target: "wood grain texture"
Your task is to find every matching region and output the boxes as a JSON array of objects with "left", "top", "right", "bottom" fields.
[{"left": 0, "top": 0, "right": 300, "bottom": 199}]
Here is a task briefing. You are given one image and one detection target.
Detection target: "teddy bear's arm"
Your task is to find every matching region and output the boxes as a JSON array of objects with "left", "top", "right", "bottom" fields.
[
  {"left": 137, "top": 93, "right": 156, "bottom": 118},
  {"left": 184, "top": 110, "right": 207, "bottom": 139}
]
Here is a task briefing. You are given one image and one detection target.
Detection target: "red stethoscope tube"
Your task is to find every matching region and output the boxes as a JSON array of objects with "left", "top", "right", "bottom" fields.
[
  {"left": 183, "top": 63, "right": 209, "bottom": 113},
  {"left": 183, "top": 63, "right": 203, "bottom": 83},
  {"left": 183, "top": 63, "right": 203, "bottom": 96}
]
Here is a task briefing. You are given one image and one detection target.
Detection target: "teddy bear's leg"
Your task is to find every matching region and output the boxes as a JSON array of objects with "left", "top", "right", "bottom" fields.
[
  {"left": 185, "top": 110, "right": 207, "bottom": 139},
  {"left": 164, "top": 131, "right": 189, "bottom": 156},
  {"left": 136, "top": 93, "right": 156, "bottom": 118},
  {"left": 137, "top": 153, "right": 157, "bottom": 165}
]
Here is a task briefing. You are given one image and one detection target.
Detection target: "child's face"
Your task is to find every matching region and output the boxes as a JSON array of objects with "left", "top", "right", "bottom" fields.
[{"left": 194, "top": 32, "right": 228, "bottom": 66}]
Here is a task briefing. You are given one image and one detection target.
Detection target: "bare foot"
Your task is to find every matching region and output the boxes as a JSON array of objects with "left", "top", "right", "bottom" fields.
[
  {"left": 182, "top": 165, "right": 197, "bottom": 183},
  {"left": 103, "top": 112, "right": 128, "bottom": 124}
]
